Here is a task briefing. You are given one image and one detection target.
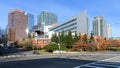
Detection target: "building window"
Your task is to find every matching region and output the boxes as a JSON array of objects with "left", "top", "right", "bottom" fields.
[{"left": 11, "top": 13, "right": 14, "bottom": 27}]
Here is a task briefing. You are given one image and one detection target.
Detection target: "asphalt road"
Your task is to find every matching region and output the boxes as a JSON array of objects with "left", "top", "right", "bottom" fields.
[
  {"left": 0, "top": 48, "right": 120, "bottom": 68},
  {"left": 0, "top": 47, "right": 30, "bottom": 56}
]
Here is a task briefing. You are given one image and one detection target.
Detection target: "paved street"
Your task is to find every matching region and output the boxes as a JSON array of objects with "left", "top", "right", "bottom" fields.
[
  {"left": 74, "top": 55, "right": 120, "bottom": 68},
  {"left": 0, "top": 47, "right": 32, "bottom": 56},
  {"left": 0, "top": 48, "right": 120, "bottom": 68}
]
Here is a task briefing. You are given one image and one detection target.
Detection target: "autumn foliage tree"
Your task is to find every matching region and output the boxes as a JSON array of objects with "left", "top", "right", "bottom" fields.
[{"left": 72, "top": 33, "right": 120, "bottom": 51}]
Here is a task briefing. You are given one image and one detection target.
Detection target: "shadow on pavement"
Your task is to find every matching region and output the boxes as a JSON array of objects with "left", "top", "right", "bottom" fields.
[
  {"left": 0, "top": 47, "right": 29, "bottom": 56},
  {"left": 0, "top": 57, "right": 120, "bottom": 68}
]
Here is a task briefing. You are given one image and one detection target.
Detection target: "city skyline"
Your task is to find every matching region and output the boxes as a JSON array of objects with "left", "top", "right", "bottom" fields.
[{"left": 0, "top": 0, "right": 120, "bottom": 37}]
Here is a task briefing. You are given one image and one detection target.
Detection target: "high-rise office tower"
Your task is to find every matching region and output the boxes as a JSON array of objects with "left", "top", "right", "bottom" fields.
[
  {"left": 0, "top": 27, "right": 3, "bottom": 37},
  {"left": 107, "top": 24, "right": 112, "bottom": 38},
  {"left": 4, "top": 25, "right": 8, "bottom": 36},
  {"left": 37, "top": 11, "right": 57, "bottom": 29},
  {"left": 93, "top": 16, "right": 108, "bottom": 38},
  {"left": 26, "top": 13, "right": 34, "bottom": 33},
  {"left": 8, "top": 9, "right": 27, "bottom": 43}
]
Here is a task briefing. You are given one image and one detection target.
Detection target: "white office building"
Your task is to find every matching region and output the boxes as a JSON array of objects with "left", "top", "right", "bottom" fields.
[
  {"left": 37, "top": 23, "right": 57, "bottom": 39},
  {"left": 107, "top": 24, "right": 112, "bottom": 38},
  {"left": 50, "top": 11, "right": 89, "bottom": 35},
  {"left": 43, "top": 25, "right": 54, "bottom": 39},
  {"left": 93, "top": 16, "right": 108, "bottom": 38}
]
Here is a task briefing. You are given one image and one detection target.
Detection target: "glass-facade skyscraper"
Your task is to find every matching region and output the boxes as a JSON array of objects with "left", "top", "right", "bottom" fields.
[
  {"left": 0, "top": 27, "right": 3, "bottom": 37},
  {"left": 27, "top": 13, "right": 34, "bottom": 32},
  {"left": 37, "top": 11, "right": 57, "bottom": 29}
]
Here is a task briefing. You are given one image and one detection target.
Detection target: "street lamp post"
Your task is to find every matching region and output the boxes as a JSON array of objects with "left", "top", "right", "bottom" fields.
[
  {"left": 34, "top": 31, "right": 38, "bottom": 50},
  {"left": 58, "top": 32, "right": 61, "bottom": 58},
  {"left": 58, "top": 43, "right": 61, "bottom": 57}
]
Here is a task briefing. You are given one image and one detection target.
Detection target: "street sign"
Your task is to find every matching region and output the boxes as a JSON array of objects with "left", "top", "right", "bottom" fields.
[{"left": 50, "top": 42, "right": 56, "bottom": 44}]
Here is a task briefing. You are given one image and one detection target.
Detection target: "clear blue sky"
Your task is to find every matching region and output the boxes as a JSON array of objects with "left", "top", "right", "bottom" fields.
[{"left": 0, "top": 0, "right": 120, "bottom": 37}]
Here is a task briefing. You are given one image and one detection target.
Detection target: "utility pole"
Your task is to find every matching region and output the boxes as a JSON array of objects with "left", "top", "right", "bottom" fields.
[{"left": 58, "top": 32, "right": 61, "bottom": 58}]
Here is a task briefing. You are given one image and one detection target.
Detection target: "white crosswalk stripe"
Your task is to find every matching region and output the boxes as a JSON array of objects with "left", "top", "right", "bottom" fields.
[
  {"left": 0, "top": 55, "right": 41, "bottom": 58},
  {"left": 0, "top": 53, "right": 119, "bottom": 58},
  {"left": 74, "top": 55, "right": 120, "bottom": 68}
]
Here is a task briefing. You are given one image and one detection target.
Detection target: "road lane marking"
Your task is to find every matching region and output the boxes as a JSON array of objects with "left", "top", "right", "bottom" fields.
[
  {"left": 100, "top": 55, "right": 120, "bottom": 61},
  {"left": 0, "top": 54, "right": 53, "bottom": 58},
  {"left": 90, "top": 63, "right": 119, "bottom": 67},
  {"left": 73, "top": 55, "right": 120, "bottom": 68}
]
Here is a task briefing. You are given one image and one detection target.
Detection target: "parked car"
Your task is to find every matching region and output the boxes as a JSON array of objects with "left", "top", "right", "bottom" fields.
[{"left": 33, "top": 51, "right": 40, "bottom": 55}]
